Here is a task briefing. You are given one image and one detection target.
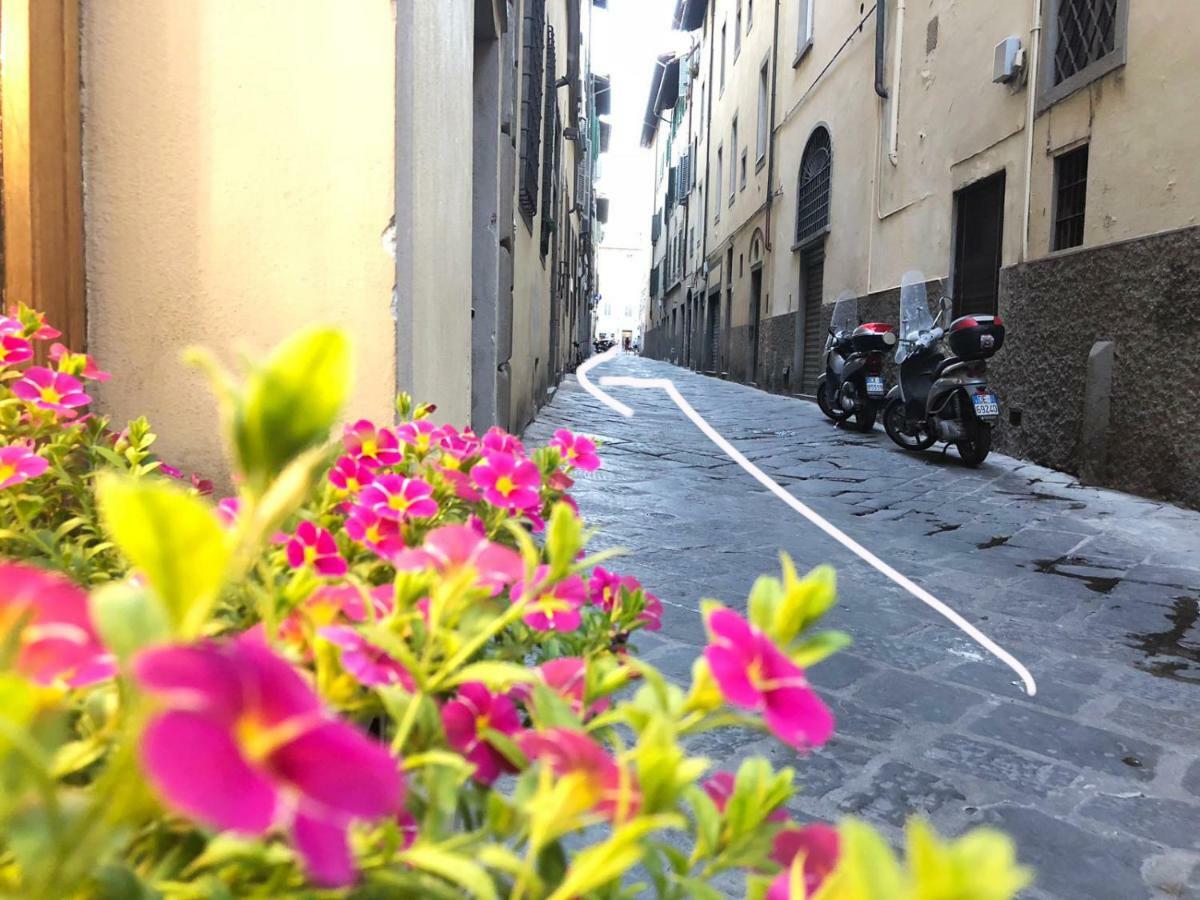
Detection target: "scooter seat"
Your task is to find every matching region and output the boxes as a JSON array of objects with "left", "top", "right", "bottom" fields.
[{"left": 933, "top": 356, "right": 962, "bottom": 378}]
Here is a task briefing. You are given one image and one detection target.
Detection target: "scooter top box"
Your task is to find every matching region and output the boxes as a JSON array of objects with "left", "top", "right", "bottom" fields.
[
  {"left": 947, "top": 314, "right": 1005, "bottom": 360},
  {"left": 849, "top": 322, "right": 897, "bottom": 354}
]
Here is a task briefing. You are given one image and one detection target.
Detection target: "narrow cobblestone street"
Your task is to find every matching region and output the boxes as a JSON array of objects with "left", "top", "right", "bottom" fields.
[{"left": 525, "top": 354, "right": 1200, "bottom": 900}]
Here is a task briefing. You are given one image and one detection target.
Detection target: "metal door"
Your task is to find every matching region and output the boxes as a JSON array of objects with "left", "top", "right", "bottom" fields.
[
  {"left": 707, "top": 291, "right": 720, "bottom": 370},
  {"left": 952, "top": 172, "right": 1005, "bottom": 318},
  {"left": 800, "top": 246, "right": 825, "bottom": 393}
]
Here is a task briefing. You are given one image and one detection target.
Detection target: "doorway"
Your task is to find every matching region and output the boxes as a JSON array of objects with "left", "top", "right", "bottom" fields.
[
  {"left": 706, "top": 290, "right": 720, "bottom": 371},
  {"left": 952, "top": 171, "right": 1005, "bottom": 318},
  {"left": 750, "top": 266, "right": 763, "bottom": 382},
  {"left": 798, "top": 245, "right": 825, "bottom": 394}
]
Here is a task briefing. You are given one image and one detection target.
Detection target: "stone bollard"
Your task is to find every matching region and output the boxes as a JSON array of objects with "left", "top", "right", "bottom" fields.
[{"left": 1079, "top": 340, "right": 1114, "bottom": 485}]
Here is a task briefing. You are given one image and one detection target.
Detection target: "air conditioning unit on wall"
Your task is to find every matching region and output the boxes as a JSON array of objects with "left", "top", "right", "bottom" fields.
[{"left": 993, "top": 36, "right": 1024, "bottom": 84}]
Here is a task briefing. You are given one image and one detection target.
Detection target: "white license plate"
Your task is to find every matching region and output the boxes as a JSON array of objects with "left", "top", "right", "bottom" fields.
[
  {"left": 972, "top": 393, "right": 1000, "bottom": 418},
  {"left": 866, "top": 376, "right": 885, "bottom": 397}
]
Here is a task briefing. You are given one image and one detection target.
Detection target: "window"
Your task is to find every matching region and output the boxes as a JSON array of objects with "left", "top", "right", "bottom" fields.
[
  {"left": 539, "top": 27, "right": 559, "bottom": 258},
  {"left": 1043, "top": 0, "right": 1128, "bottom": 106},
  {"left": 518, "top": 0, "right": 546, "bottom": 227},
  {"left": 734, "top": 3, "right": 742, "bottom": 58},
  {"left": 747, "top": 0, "right": 754, "bottom": 32},
  {"left": 720, "top": 23, "right": 727, "bottom": 92},
  {"left": 756, "top": 61, "right": 769, "bottom": 163},
  {"left": 795, "top": 126, "right": 832, "bottom": 245},
  {"left": 715, "top": 147, "right": 723, "bottom": 222},
  {"left": 729, "top": 117, "right": 738, "bottom": 203},
  {"left": 1053, "top": 144, "right": 1089, "bottom": 251},
  {"left": 795, "top": 0, "right": 814, "bottom": 65},
  {"left": 740, "top": 150, "right": 748, "bottom": 189}
]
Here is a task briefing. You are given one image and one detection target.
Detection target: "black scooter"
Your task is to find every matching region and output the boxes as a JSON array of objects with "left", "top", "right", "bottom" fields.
[
  {"left": 882, "top": 272, "right": 1005, "bottom": 467},
  {"left": 816, "top": 291, "right": 898, "bottom": 432}
]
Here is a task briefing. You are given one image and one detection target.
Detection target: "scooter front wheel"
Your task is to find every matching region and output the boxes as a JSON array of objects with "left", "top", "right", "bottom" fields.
[
  {"left": 816, "top": 375, "right": 850, "bottom": 423},
  {"left": 884, "top": 399, "right": 935, "bottom": 451}
]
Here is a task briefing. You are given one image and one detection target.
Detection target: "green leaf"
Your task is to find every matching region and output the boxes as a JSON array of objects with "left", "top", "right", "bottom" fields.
[
  {"left": 547, "top": 815, "right": 683, "bottom": 900},
  {"left": 96, "top": 474, "right": 230, "bottom": 638},
  {"left": 813, "top": 819, "right": 906, "bottom": 900},
  {"left": 685, "top": 783, "right": 721, "bottom": 860},
  {"left": 445, "top": 661, "right": 539, "bottom": 691},
  {"left": 232, "top": 326, "right": 351, "bottom": 494},
  {"left": 545, "top": 501, "right": 584, "bottom": 577},
  {"left": 529, "top": 682, "right": 581, "bottom": 730},
  {"left": 89, "top": 581, "right": 170, "bottom": 662},
  {"left": 907, "top": 818, "right": 1032, "bottom": 900},
  {"left": 746, "top": 574, "right": 784, "bottom": 632},
  {"left": 790, "top": 630, "right": 852, "bottom": 669},
  {"left": 774, "top": 559, "right": 837, "bottom": 644},
  {"left": 400, "top": 844, "right": 499, "bottom": 900}
]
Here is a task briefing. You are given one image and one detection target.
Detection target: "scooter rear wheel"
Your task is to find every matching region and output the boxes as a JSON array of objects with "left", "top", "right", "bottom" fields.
[
  {"left": 884, "top": 399, "right": 936, "bottom": 451},
  {"left": 854, "top": 405, "right": 877, "bottom": 432},
  {"left": 957, "top": 420, "right": 992, "bottom": 467},
  {"left": 816, "top": 375, "right": 850, "bottom": 423}
]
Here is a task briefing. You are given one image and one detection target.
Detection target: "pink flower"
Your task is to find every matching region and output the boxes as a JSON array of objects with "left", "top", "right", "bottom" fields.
[
  {"left": 704, "top": 608, "right": 834, "bottom": 750},
  {"left": 436, "top": 425, "right": 480, "bottom": 465},
  {"left": 640, "top": 591, "right": 664, "bottom": 632},
  {"left": 471, "top": 451, "right": 542, "bottom": 512},
  {"left": 518, "top": 728, "right": 640, "bottom": 821},
  {"left": 159, "top": 463, "right": 183, "bottom": 480},
  {"left": 702, "top": 771, "right": 788, "bottom": 822},
  {"left": 395, "top": 419, "right": 442, "bottom": 455},
  {"left": 767, "top": 824, "right": 841, "bottom": 900},
  {"left": 481, "top": 427, "right": 525, "bottom": 456},
  {"left": 191, "top": 473, "right": 214, "bottom": 495},
  {"left": 441, "top": 683, "right": 521, "bottom": 785},
  {"left": 328, "top": 455, "right": 375, "bottom": 494},
  {"left": 0, "top": 316, "right": 21, "bottom": 336},
  {"left": 587, "top": 567, "right": 640, "bottom": 611},
  {"left": 134, "top": 635, "right": 403, "bottom": 887},
  {"left": 390, "top": 524, "right": 522, "bottom": 596},
  {"left": 512, "top": 658, "right": 609, "bottom": 720},
  {"left": 278, "top": 585, "right": 392, "bottom": 655},
  {"left": 344, "top": 506, "right": 405, "bottom": 562},
  {"left": 0, "top": 563, "right": 115, "bottom": 687},
  {"left": 513, "top": 566, "right": 587, "bottom": 632},
  {"left": 320, "top": 626, "right": 414, "bottom": 689},
  {"left": 286, "top": 521, "right": 349, "bottom": 578},
  {"left": 48, "top": 343, "right": 111, "bottom": 381},
  {"left": 0, "top": 445, "right": 49, "bottom": 491},
  {"left": 343, "top": 420, "right": 401, "bottom": 468},
  {"left": 11, "top": 367, "right": 90, "bottom": 417},
  {"left": 216, "top": 497, "right": 241, "bottom": 528},
  {"left": 440, "top": 466, "right": 482, "bottom": 502},
  {"left": 0, "top": 334, "right": 33, "bottom": 366},
  {"left": 357, "top": 475, "right": 438, "bottom": 522},
  {"left": 549, "top": 429, "right": 601, "bottom": 471}
]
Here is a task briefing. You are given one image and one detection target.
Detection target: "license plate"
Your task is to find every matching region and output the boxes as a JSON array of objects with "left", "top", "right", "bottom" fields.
[
  {"left": 972, "top": 393, "right": 1000, "bottom": 418},
  {"left": 866, "top": 376, "right": 885, "bottom": 397}
]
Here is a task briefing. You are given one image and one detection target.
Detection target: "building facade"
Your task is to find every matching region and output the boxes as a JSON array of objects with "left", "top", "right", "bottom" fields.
[
  {"left": 0, "top": 0, "right": 608, "bottom": 479},
  {"left": 594, "top": 244, "right": 648, "bottom": 349},
  {"left": 643, "top": 0, "right": 1200, "bottom": 508}
]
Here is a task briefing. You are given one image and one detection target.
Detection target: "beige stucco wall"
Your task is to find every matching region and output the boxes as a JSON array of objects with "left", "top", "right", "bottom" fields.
[{"left": 82, "top": 0, "right": 397, "bottom": 482}]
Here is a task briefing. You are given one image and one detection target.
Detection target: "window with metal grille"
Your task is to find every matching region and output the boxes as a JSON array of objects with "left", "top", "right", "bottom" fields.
[
  {"left": 1053, "top": 144, "right": 1088, "bottom": 251},
  {"left": 795, "top": 126, "right": 831, "bottom": 245},
  {"left": 1054, "top": 0, "right": 1117, "bottom": 85},
  {"left": 540, "top": 27, "right": 558, "bottom": 258},
  {"left": 518, "top": 0, "right": 546, "bottom": 228}
]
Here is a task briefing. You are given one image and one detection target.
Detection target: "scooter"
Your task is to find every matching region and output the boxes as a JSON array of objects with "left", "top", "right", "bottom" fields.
[
  {"left": 816, "top": 291, "right": 897, "bottom": 432},
  {"left": 882, "top": 271, "right": 1005, "bottom": 467}
]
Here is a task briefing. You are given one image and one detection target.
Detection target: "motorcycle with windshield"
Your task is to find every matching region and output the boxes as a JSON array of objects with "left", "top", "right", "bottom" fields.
[
  {"left": 882, "top": 271, "right": 1005, "bottom": 466},
  {"left": 815, "top": 291, "right": 897, "bottom": 432}
]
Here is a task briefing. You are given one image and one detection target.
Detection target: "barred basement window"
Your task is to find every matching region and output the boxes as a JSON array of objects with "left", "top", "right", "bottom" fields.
[
  {"left": 518, "top": 0, "right": 546, "bottom": 228},
  {"left": 1053, "top": 144, "right": 1088, "bottom": 251},
  {"left": 540, "top": 27, "right": 559, "bottom": 258},
  {"left": 795, "top": 126, "right": 831, "bottom": 246}
]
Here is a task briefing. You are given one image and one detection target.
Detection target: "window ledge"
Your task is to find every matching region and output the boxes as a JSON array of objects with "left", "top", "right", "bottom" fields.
[
  {"left": 1037, "top": 55, "right": 1126, "bottom": 113},
  {"left": 792, "top": 39, "right": 812, "bottom": 69},
  {"left": 791, "top": 225, "right": 830, "bottom": 252},
  {"left": 755, "top": 154, "right": 766, "bottom": 173}
]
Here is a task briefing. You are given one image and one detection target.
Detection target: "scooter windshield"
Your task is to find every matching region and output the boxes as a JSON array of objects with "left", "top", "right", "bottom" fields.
[
  {"left": 897, "top": 271, "right": 934, "bottom": 364},
  {"left": 830, "top": 291, "right": 858, "bottom": 337}
]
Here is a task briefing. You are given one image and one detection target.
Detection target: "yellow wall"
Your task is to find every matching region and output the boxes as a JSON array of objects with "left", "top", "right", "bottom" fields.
[{"left": 82, "top": 0, "right": 397, "bottom": 482}]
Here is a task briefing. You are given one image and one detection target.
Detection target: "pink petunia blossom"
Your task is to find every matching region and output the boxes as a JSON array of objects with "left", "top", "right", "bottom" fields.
[
  {"left": 441, "top": 682, "right": 521, "bottom": 785},
  {"left": 216, "top": 497, "right": 241, "bottom": 528},
  {"left": 159, "top": 463, "right": 184, "bottom": 480},
  {"left": 277, "top": 584, "right": 393, "bottom": 656},
  {"left": 191, "top": 474, "right": 214, "bottom": 495},
  {"left": 512, "top": 657, "right": 610, "bottom": 721},
  {"left": 481, "top": 427, "right": 525, "bottom": 456},
  {"left": 0, "top": 445, "right": 49, "bottom": 491},
  {"left": 134, "top": 634, "right": 403, "bottom": 887},
  {"left": 390, "top": 524, "right": 522, "bottom": 596},
  {"left": 394, "top": 419, "right": 442, "bottom": 455},
  {"left": 549, "top": 429, "right": 601, "bottom": 471},
  {"left": 703, "top": 608, "right": 834, "bottom": 750},
  {"left": 344, "top": 506, "right": 406, "bottom": 562},
  {"left": 640, "top": 591, "right": 664, "bottom": 632},
  {"left": 328, "top": 455, "right": 375, "bottom": 494},
  {"left": 0, "top": 563, "right": 115, "bottom": 687},
  {"left": 0, "top": 316, "right": 22, "bottom": 336},
  {"left": 547, "top": 469, "right": 575, "bottom": 492},
  {"left": 439, "top": 466, "right": 482, "bottom": 502},
  {"left": 767, "top": 824, "right": 841, "bottom": 900},
  {"left": 357, "top": 475, "right": 438, "bottom": 523},
  {"left": 518, "top": 728, "right": 640, "bottom": 821},
  {"left": 320, "top": 626, "right": 414, "bottom": 689},
  {"left": 286, "top": 521, "right": 349, "bottom": 578},
  {"left": 702, "top": 771, "right": 789, "bottom": 822},
  {"left": 0, "top": 334, "right": 33, "bottom": 366},
  {"left": 435, "top": 425, "right": 480, "bottom": 465},
  {"left": 471, "top": 451, "right": 542, "bottom": 512},
  {"left": 48, "top": 343, "right": 111, "bottom": 381},
  {"left": 343, "top": 420, "right": 401, "bottom": 468},
  {"left": 587, "top": 566, "right": 641, "bottom": 611},
  {"left": 513, "top": 566, "right": 587, "bottom": 632},
  {"left": 11, "top": 367, "right": 91, "bottom": 417}
]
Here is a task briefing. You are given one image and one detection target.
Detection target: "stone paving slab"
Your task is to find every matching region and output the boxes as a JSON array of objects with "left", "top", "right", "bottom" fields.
[{"left": 525, "top": 355, "right": 1200, "bottom": 899}]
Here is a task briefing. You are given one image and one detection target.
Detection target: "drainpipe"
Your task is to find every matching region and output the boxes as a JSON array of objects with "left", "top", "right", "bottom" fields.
[
  {"left": 1021, "top": 0, "right": 1044, "bottom": 261},
  {"left": 886, "top": 0, "right": 905, "bottom": 165},
  {"left": 762, "top": 0, "right": 782, "bottom": 252},
  {"left": 874, "top": 0, "right": 888, "bottom": 98}
]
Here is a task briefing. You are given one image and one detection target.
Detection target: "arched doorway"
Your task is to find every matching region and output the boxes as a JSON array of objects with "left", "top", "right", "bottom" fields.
[{"left": 795, "top": 126, "right": 832, "bottom": 395}]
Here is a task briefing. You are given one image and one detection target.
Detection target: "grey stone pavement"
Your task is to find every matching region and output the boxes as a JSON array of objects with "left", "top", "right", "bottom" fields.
[{"left": 525, "top": 355, "right": 1200, "bottom": 900}]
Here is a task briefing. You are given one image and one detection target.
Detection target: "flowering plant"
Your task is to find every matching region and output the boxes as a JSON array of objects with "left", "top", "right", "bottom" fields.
[{"left": 0, "top": 317, "right": 1032, "bottom": 898}]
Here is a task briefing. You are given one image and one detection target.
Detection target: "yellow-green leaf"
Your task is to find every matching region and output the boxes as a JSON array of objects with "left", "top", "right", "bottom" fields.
[
  {"left": 399, "top": 844, "right": 499, "bottom": 900},
  {"left": 444, "top": 661, "right": 539, "bottom": 691}
]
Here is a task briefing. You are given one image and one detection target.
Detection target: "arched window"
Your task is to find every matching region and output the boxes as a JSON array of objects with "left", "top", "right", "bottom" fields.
[{"left": 796, "top": 126, "right": 832, "bottom": 245}]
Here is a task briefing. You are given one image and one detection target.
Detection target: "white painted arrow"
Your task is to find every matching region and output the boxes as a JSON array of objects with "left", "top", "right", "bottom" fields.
[{"left": 577, "top": 347, "right": 1037, "bottom": 696}]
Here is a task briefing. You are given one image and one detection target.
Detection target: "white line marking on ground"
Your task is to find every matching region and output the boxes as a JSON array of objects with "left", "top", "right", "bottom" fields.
[{"left": 578, "top": 349, "right": 1037, "bottom": 696}]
